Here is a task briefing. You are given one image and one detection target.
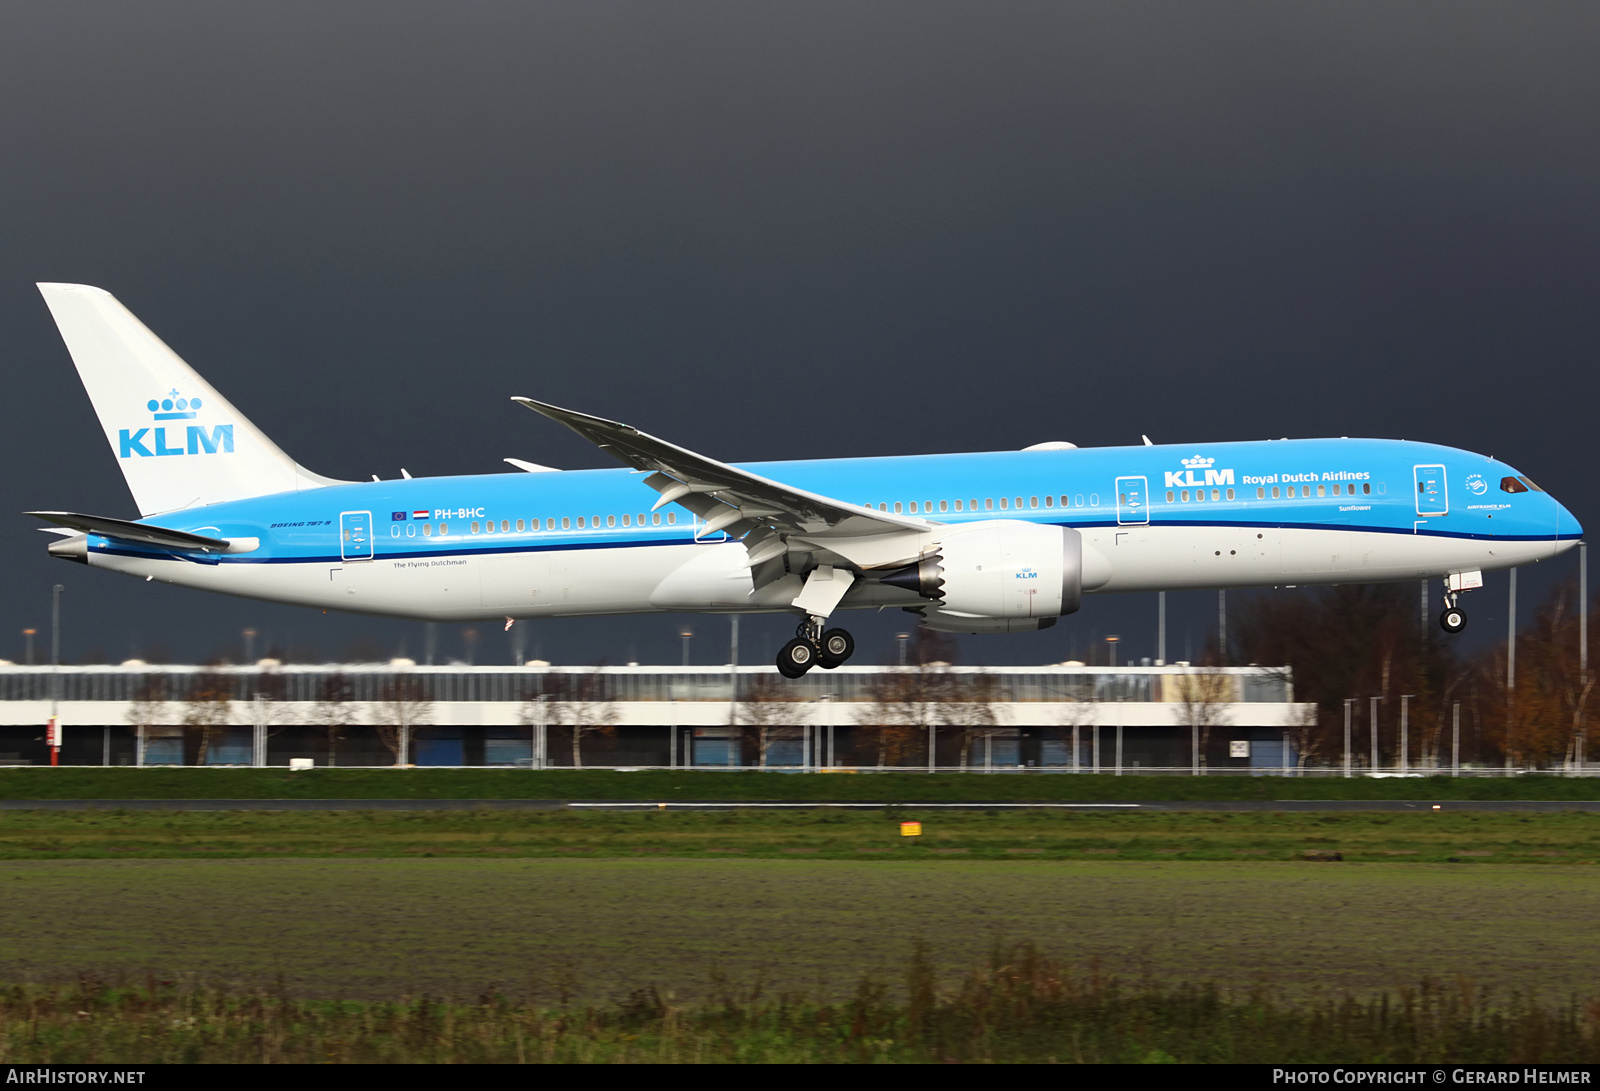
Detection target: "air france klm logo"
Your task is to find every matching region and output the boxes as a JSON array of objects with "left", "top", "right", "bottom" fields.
[
  {"left": 1164, "top": 455, "right": 1234, "bottom": 490},
  {"left": 118, "top": 389, "right": 233, "bottom": 458}
]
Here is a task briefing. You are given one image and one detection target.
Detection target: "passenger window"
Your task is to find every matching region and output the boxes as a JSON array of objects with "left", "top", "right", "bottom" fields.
[
  {"left": 939, "top": 500, "right": 948, "bottom": 512},
  {"left": 894, "top": 502, "right": 903, "bottom": 514},
  {"left": 622, "top": 515, "right": 631, "bottom": 527},
  {"left": 607, "top": 515, "right": 616, "bottom": 528},
  {"left": 576, "top": 517, "right": 585, "bottom": 529},
  {"left": 1167, "top": 490, "right": 1175, "bottom": 503},
  {"left": 954, "top": 500, "right": 964, "bottom": 511},
  {"left": 516, "top": 519, "right": 525, "bottom": 532},
  {"left": 1030, "top": 496, "right": 1038, "bottom": 508},
  {"left": 1180, "top": 490, "right": 1190, "bottom": 502},
  {"left": 471, "top": 521, "right": 481, "bottom": 534},
  {"left": 1271, "top": 487, "right": 1280, "bottom": 499},
  {"left": 439, "top": 523, "right": 448, "bottom": 536},
  {"left": 483, "top": 520, "right": 494, "bottom": 534},
  {"left": 1211, "top": 489, "right": 1220, "bottom": 501},
  {"left": 1074, "top": 495, "right": 1084, "bottom": 507},
  {"left": 562, "top": 517, "right": 571, "bottom": 530},
  {"left": 1317, "top": 485, "right": 1326, "bottom": 498},
  {"left": 1089, "top": 493, "right": 1099, "bottom": 506},
  {"left": 423, "top": 523, "right": 433, "bottom": 537},
  {"left": 999, "top": 497, "right": 1009, "bottom": 510},
  {"left": 1500, "top": 476, "right": 1529, "bottom": 494},
  {"left": 985, "top": 498, "right": 994, "bottom": 510},
  {"left": 1015, "top": 497, "right": 1023, "bottom": 508},
  {"left": 1226, "top": 489, "right": 1235, "bottom": 500},
  {"left": 1044, "top": 495, "right": 1053, "bottom": 508},
  {"left": 1256, "top": 487, "right": 1265, "bottom": 499},
  {"left": 500, "top": 520, "right": 509, "bottom": 532},
  {"left": 667, "top": 512, "right": 676, "bottom": 524},
  {"left": 546, "top": 518, "right": 555, "bottom": 530},
  {"left": 1362, "top": 483, "right": 1370, "bottom": 495},
  {"left": 652, "top": 513, "right": 661, "bottom": 526}
]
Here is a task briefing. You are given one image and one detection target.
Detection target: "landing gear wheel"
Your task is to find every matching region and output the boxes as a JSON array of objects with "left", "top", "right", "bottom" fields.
[
  {"left": 817, "top": 628, "right": 855, "bottom": 669},
  {"left": 777, "top": 638, "right": 818, "bottom": 678},
  {"left": 1440, "top": 607, "right": 1467, "bottom": 634}
]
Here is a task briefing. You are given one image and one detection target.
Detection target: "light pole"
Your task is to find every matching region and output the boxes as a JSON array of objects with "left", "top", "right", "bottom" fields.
[
  {"left": 1105, "top": 635, "right": 1120, "bottom": 668},
  {"left": 896, "top": 632, "right": 910, "bottom": 667},
  {"left": 1400, "top": 695, "right": 1415, "bottom": 775},
  {"left": 1369, "top": 696, "right": 1381, "bottom": 773},
  {"left": 49, "top": 585, "right": 62, "bottom": 766},
  {"left": 22, "top": 629, "right": 35, "bottom": 666},
  {"left": 242, "top": 628, "right": 257, "bottom": 664},
  {"left": 679, "top": 628, "right": 693, "bottom": 666}
]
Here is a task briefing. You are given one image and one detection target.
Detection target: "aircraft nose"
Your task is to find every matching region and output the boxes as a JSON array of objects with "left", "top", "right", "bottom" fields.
[{"left": 1555, "top": 495, "right": 1583, "bottom": 544}]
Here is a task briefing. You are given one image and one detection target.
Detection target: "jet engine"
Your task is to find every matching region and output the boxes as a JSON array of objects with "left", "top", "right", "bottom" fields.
[{"left": 877, "top": 519, "right": 1083, "bottom": 624}]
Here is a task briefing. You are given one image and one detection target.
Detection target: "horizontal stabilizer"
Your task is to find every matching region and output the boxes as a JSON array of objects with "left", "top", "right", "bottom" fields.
[{"left": 25, "top": 511, "right": 232, "bottom": 553}]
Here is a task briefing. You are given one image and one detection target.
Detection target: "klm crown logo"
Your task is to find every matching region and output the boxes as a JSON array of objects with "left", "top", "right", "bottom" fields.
[
  {"left": 149, "top": 388, "right": 202, "bottom": 420},
  {"left": 119, "top": 389, "right": 233, "bottom": 459},
  {"left": 1180, "top": 455, "right": 1215, "bottom": 470}
]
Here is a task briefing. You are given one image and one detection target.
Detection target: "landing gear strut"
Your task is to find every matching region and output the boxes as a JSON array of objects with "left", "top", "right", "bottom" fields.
[
  {"left": 776, "top": 617, "right": 854, "bottom": 678},
  {"left": 1439, "top": 580, "right": 1468, "bottom": 634}
]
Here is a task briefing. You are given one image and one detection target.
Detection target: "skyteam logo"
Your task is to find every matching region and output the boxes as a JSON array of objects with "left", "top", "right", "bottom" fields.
[
  {"left": 1465, "top": 473, "right": 1488, "bottom": 496},
  {"left": 118, "top": 389, "right": 233, "bottom": 458},
  {"left": 1164, "top": 455, "right": 1234, "bottom": 490}
]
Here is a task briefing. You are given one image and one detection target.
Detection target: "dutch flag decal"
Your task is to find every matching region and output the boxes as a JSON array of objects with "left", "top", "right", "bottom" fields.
[{"left": 412, "top": 509, "right": 429, "bottom": 519}]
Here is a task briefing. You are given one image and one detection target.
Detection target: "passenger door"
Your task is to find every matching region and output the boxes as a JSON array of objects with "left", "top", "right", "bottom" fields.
[
  {"left": 1414, "top": 465, "right": 1448, "bottom": 518},
  {"left": 339, "top": 511, "right": 374, "bottom": 562},
  {"left": 1115, "top": 476, "right": 1149, "bottom": 526}
]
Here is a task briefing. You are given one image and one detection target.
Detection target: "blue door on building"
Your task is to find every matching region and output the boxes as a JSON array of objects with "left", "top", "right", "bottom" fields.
[{"left": 414, "top": 727, "right": 464, "bottom": 766}]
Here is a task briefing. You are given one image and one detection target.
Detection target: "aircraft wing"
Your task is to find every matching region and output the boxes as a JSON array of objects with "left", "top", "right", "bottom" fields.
[
  {"left": 513, "top": 398, "right": 933, "bottom": 567},
  {"left": 25, "top": 511, "right": 233, "bottom": 553}
]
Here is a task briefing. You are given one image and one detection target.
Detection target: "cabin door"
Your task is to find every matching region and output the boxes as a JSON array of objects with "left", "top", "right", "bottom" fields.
[
  {"left": 340, "top": 510, "right": 374, "bottom": 561},
  {"left": 1413, "top": 465, "right": 1448, "bottom": 518},
  {"left": 1115, "top": 476, "right": 1149, "bottom": 526}
]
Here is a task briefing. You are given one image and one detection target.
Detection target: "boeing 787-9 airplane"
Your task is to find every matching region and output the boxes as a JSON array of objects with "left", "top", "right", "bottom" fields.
[{"left": 29, "top": 284, "right": 1581, "bottom": 676}]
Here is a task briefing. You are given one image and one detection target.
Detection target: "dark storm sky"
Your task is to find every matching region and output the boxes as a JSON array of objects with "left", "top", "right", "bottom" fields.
[{"left": 2, "top": 2, "right": 1597, "bottom": 667}]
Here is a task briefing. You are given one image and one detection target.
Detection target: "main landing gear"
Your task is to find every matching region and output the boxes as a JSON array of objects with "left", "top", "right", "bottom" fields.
[{"left": 776, "top": 617, "right": 855, "bottom": 678}]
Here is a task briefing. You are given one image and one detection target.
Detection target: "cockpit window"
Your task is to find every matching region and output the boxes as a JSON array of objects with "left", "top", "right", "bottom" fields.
[
  {"left": 1500, "top": 476, "right": 1528, "bottom": 494},
  {"left": 1517, "top": 475, "right": 1545, "bottom": 493}
]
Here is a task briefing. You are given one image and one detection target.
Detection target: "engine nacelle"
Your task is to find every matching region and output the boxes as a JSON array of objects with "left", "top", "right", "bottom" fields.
[{"left": 878, "top": 520, "right": 1082, "bottom": 620}]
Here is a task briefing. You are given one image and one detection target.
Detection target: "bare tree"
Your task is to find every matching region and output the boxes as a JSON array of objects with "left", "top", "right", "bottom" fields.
[
  {"left": 126, "top": 674, "right": 170, "bottom": 766},
  {"left": 945, "top": 670, "right": 1002, "bottom": 770},
  {"left": 1173, "top": 668, "right": 1233, "bottom": 774},
  {"left": 856, "top": 666, "right": 945, "bottom": 768},
  {"left": 309, "top": 672, "right": 356, "bottom": 767},
  {"left": 544, "top": 669, "right": 619, "bottom": 768},
  {"left": 371, "top": 673, "right": 433, "bottom": 766},
  {"left": 1057, "top": 694, "right": 1098, "bottom": 772},
  {"left": 181, "top": 671, "right": 234, "bottom": 765},
  {"left": 740, "top": 674, "right": 810, "bottom": 767}
]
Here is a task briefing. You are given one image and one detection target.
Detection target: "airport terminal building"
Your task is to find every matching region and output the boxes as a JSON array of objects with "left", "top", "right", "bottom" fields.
[{"left": 0, "top": 661, "right": 1311, "bottom": 773}]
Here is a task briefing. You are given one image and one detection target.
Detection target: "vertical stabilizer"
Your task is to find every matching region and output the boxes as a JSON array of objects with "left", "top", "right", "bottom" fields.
[{"left": 37, "top": 284, "right": 345, "bottom": 516}]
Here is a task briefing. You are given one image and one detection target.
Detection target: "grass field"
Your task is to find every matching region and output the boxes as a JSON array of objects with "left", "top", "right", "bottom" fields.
[
  {"left": 0, "top": 807, "right": 1597, "bottom": 861},
  {"left": 3, "top": 856, "right": 1597, "bottom": 1001},
  {"left": 4, "top": 767, "right": 1600, "bottom": 801}
]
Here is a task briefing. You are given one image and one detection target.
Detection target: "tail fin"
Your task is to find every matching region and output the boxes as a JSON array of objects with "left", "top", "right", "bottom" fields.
[{"left": 37, "top": 284, "right": 345, "bottom": 516}]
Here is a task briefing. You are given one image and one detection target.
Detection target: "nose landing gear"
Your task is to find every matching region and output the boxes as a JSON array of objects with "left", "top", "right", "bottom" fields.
[
  {"left": 1438, "top": 575, "right": 1472, "bottom": 634},
  {"left": 776, "top": 617, "right": 855, "bottom": 678}
]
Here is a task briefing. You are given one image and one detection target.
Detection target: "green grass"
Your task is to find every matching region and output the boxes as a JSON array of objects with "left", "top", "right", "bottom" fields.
[
  {"left": 5, "top": 944, "right": 1598, "bottom": 1063},
  {"left": 1, "top": 807, "right": 1599, "bottom": 862},
  {"left": 4, "top": 856, "right": 1598, "bottom": 1001},
  {"left": 4, "top": 767, "right": 1599, "bottom": 801}
]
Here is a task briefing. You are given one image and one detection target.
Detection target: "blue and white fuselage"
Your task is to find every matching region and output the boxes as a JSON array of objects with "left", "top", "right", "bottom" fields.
[{"left": 30, "top": 284, "right": 1580, "bottom": 671}]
